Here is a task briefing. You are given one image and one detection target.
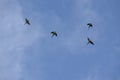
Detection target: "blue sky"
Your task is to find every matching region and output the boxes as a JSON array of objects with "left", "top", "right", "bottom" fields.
[{"left": 0, "top": 0, "right": 120, "bottom": 80}]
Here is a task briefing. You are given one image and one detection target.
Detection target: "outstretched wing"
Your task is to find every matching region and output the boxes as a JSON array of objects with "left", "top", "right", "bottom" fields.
[
  {"left": 89, "top": 41, "right": 94, "bottom": 45},
  {"left": 54, "top": 32, "right": 57, "bottom": 36}
]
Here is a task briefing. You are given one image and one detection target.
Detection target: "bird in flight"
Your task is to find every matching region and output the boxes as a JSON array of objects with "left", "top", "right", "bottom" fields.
[
  {"left": 51, "top": 31, "right": 57, "bottom": 37},
  {"left": 87, "top": 23, "right": 93, "bottom": 29},
  {"left": 87, "top": 37, "right": 94, "bottom": 45},
  {"left": 24, "top": 18, "right": 30, "bottom": 25}
]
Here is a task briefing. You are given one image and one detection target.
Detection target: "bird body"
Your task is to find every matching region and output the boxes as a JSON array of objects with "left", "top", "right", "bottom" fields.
[
  {"left": 51, "top": 31, "right": 57, "bottom": 37},
  {"left": 87, "top": 38, "right": 94, "bottom": 45},
  {"left": 24, "top": 18, "right": 30, "bottom": 25}
]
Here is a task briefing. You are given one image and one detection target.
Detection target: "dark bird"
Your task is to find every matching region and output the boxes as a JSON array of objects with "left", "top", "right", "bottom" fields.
[
  {"left": 51, "top": 31, "right": 57, "bottom": 37},
  {"left": 87, "top": 23, "right": 93, "bottom": 29},
  {"left": 87, "top": 37, "right": 94, "bottom": 45},
  {"left": 24, "top": 18, "right": 30, "bottom": 25}
]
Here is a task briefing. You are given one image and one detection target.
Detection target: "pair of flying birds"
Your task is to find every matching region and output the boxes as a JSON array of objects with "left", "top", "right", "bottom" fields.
[
  {"left": 87, "top": 23, "right": 94, "bottom": 45},
  {"left": 50, "top": 31, "right": 94, "bottom": 45},
  {"left": 24, "top": 18, "right": 57, "bottom": 37},
  {"left": 24, "top": 18, "right": 94, "bottom": 45}
]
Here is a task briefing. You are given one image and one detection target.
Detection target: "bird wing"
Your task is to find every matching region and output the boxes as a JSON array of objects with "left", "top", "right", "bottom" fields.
[
  {"left": 27, "top": 22, "right": 30, "bottom": 25},
  {"left": 55, "top": 33, "right": 57, "bottom": 36},
  {"left": 90, "top": 41, "right": 94, "bottom": 45}
]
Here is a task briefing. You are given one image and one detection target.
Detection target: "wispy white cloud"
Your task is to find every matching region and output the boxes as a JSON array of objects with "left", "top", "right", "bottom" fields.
[{"left": 0, "top": 0, "right": 44, "bottom": 80}]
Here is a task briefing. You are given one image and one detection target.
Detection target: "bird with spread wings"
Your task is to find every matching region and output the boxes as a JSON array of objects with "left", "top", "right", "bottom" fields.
[
  {"left": 87, "top": 23, "right": 93, "bottom": 29},
  {"left": 87, "top": 37, "right": 94, "bottom": 45},
  {"left": 24, "top": 18, "right": 30, "bottom": 25},
  {"left": 51, "top": 31, "right": 57, "bottom": 37}
]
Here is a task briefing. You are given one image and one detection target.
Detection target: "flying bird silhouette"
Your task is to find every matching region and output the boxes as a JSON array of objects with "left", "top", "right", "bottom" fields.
[
  {"left": 87, "top": 37, "right": 94, "bottom": 45},
  {"left": 51, "top": 31, "right": 57, "bottom": 37},
  {"left": 24, "top": 18, "right": 30, "bottom": 25},
  {"left": 87, "top": 23, "right": 93, "bottom": 29}
]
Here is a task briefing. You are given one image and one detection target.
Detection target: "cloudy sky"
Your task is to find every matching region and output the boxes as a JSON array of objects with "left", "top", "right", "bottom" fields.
[{"left": 0, "top": 0, "right": 120, "bottom": 80}]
